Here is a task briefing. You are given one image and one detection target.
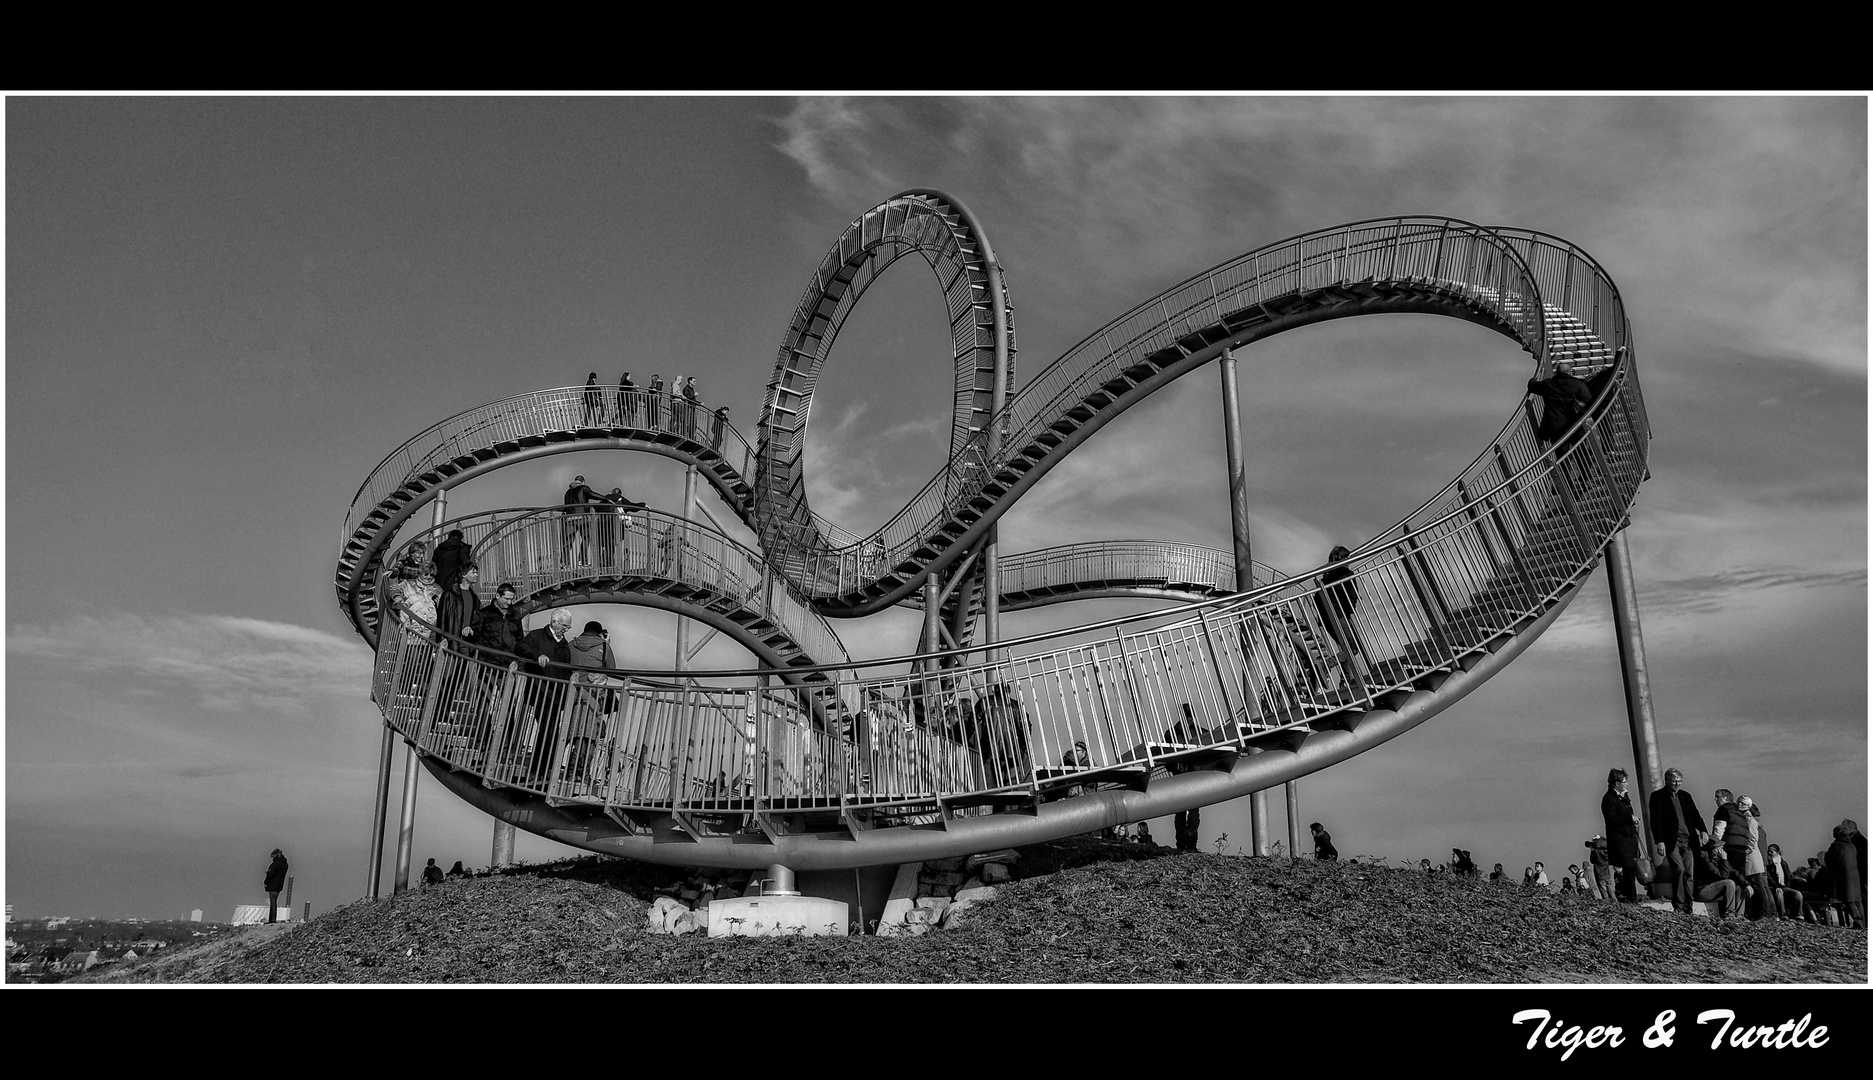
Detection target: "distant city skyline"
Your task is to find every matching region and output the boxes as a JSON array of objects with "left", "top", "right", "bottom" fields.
[{"left": 6, "top": 94, "right": 1864, "bottom": 922}]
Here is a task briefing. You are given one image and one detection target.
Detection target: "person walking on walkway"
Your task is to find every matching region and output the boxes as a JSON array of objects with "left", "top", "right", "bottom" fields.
[
  {"left": 263, "top": 849, "right": 289, "bottom": 923},
  {"left": 582, "top": 372, "right": 604, "bottom": 427}
]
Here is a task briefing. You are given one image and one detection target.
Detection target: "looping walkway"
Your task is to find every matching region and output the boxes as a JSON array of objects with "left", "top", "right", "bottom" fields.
[{"left": 342, "top": 205, "right": 1648, "bottom": 870}]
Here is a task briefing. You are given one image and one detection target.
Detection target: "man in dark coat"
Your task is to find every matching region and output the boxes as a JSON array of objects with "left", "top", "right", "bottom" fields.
[
  {"left": 1826, "top": 825, "right": 1864, "bottom": 929},
  {"left": 263, "top": 849, "right": 289, "bottom": 924},
  {"left": 563, "top": 475, "right": 596, "bottom": 563},
  {"left": 1601, "top": 767, "right": 1642, "bottom": 902},
  {"left": 518, "top": 610, "right": 575, "bottom": 786},
  {"left": 1840, "top": 818, "right": 1868, "bottom": 900},
  {"left": 1648, "top": 767, "right": 1707, "bottom": 914},
  {"left": 432, "top": 530, "right": 472, "bottom": 594},
  {"left": 472, "top": 583, "right": 526, "bottom": 660},
  {"left": 1527, "top": 370, "right": 1593, "bottom": 443}
]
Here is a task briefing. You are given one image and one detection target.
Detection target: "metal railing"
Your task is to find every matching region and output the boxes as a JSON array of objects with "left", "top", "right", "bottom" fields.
[
  {"left": 340, "top": 385, "right": 756, "bottom": 560},
  {"left": 993, "top": 541, "right": 1284, "bottom": 604},
  {"left": 373, "top": 315, "right": 1645, "bottom": 815},
  {"left": 359, "top": 221, "right": 1644, "bottom": 827},
  {"left": 381, "top": 505, "right": 850, "bottom": 671}
]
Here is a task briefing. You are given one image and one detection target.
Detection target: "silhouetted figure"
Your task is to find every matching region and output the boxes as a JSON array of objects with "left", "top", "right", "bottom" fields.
[
  {"left": 263, "top": 849, "right": 289, "bottom": 923},
  {"left": 1311, "top": 822, "right": 1337, "bottom": 861},
  {"left": 615, "top": 372, "right": 635, "bottom": 426},
  {"left": 446, "top": 860, "right": 468, "bottom": 878},
  {"left": 422, "top": 858, "right": 444, "bottom": 886},
  {"left": 582, "top": 372, "right": 604, "bottom": 427},
  {"left": 647, "top": 373, "right": 664, "bottom": 428},
  {"left": 433, "top": 529, "right": 471, "bottom": 593}
]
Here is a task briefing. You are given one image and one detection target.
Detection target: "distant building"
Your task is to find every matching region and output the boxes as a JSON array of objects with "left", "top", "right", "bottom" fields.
[{"left": 190, "top": 909, "right": 202, "bottom": 923}]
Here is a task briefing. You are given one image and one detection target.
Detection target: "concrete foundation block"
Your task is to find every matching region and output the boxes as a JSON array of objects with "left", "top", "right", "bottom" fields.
[{"left": 707, "top": 895, "right": 849, "bottom": 938}]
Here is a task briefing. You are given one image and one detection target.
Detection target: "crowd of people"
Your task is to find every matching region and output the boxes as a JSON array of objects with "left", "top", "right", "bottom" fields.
[
  {"left": 578, "top": 372, "right": 732, "bottom": 451},
  {"left": 1597, "top": 766, "right": 1866, "bottom": 928}
]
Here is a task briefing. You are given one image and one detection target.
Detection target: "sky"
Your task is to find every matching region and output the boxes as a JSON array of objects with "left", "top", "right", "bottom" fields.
[{"left": 4, "top": 95, "right": 1865, "bottom": 923}]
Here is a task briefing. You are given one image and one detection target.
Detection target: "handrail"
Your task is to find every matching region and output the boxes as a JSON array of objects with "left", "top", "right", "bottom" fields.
[{"left": 380, "top": 504, "right": 851, "bottom": 670}]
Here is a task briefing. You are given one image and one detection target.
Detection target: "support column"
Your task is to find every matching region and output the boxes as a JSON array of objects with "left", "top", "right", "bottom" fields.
[
  {"left": 491, "top": 822, "right": 515, "bottom": 869},
  {"left": 1605, "top": 528, "right": 1662, "bottom": 854},
  {"left": 1286, "top": 782, "right": 1300, "bottom": 864},
  {"left": 393, "top": 741, "right": 420, "bottom": 893},
  {"left": 367, "top": 724, "right": 394, "bottom": 898},
  {"left": 673, "top": 464, "right": 698, "bottom": 674},
  {"left": 982, "top": 253, "right": 1010, "bottom": 659},
  {"left": 1219, "top": 347, "right": 1267, "bottom": 855}
]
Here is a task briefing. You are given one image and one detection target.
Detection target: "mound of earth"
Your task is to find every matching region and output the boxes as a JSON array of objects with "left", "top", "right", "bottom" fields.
[{"left": 76, "top": 839, "right": 1866, "bottom": 984}]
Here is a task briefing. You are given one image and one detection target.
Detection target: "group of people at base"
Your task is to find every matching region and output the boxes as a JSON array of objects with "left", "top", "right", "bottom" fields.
[
  {"left": 420, "top": 859, "right": 470, "bottom": 885},
  {"left": 1599, "top": 765, "right": 1865, "bottom": 927}
]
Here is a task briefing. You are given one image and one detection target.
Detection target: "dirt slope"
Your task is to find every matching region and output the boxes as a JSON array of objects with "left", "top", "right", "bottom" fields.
[{"left": 76, "top": 840, "right": 1866, "bottom": 985}]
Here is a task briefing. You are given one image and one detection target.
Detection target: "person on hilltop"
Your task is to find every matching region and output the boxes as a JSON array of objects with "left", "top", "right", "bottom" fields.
[
  {"left": 1648, "top": 767, "right": 1708, "bottom": 915},
  {"left": 1600, "top": 768, "right": 1643, "bottom": 902},
  {"left": 1489, "top": 863, "right": 1509, "bottom": 884},
  {"left": 263, "top": 849, "right": 289, "bottom": 924},
  {"left": 1840, "top": 819, "right": 1868, "bottom": 900},
  {"left": 446, "top": 860, "right": 468, "bottom": 879},
  {"left": 1310, "top": 822, "right": 1338, "bottom": 861},
  {"left": 1826, "top": 825, "right": 1865, "bottom": 929},
  {"left": 1532, "top": 861, "right": 1550, "bottom": 888},
  {"left": 422, "top": 858, "right": 445, "bottom": 887},
  {"left": 1584, "top": 835, "right": 1615, "bottom": 900}
]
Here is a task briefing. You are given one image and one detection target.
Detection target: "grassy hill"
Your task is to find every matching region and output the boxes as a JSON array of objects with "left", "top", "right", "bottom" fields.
[{"left": 74, "top": 839, "right": 1866, "bottom": 984}]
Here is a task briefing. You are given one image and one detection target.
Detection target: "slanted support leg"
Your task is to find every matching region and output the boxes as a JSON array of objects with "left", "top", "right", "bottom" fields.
[
  {"left": 393, "top": 740, "right": 420, "bottom": 894},
  {"left": 1219, "top": 346, "right": 1268, "bottom": 856},
  {"left": 368, "top": 722, "right": 394, "bottom": 899},
  {"left": 1606, "top": 529, "right": 1662, "bottom": 855}
]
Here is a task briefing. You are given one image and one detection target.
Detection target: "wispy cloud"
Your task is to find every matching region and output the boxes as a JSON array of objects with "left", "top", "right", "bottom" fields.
[{"left": 8, "top": 611, "right": 375, "bottom": 716}]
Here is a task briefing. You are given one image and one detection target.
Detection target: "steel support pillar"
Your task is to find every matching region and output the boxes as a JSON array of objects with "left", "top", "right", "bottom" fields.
[
  {"left": 763, "top": 864, "right": 800, "bottom": 896},
  {"left": 367, "top": 723, "right": 394, "bottom": 898},
  {"left": 393, "top": 741, "right": 420, "bottom": 894},
  {"left": 491, "top": 822, "right": 515, "bottom": 868},
  {"left": 1605, "top": 528, "right": 1662, "bottom": 854},
  {"left": 673, "top": 464, "right": 698, "bottom": 673},
  {"left": 1219, "top": 347, "right": 1267, "bottom": 855},
  {"left": 1286, "top": 782, "right": 1300, "bottom": 864},
  {"left": 982, "top": 251, "right": 1011, "bottom": 659}
]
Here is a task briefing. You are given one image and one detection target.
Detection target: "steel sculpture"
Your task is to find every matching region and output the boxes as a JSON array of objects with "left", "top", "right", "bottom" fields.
[{"left": 339, "top": 193, "right": 1653, "bottom": 880}]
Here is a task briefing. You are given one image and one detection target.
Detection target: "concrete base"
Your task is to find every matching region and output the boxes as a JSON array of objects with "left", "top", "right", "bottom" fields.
[{"left": 707, "top": 895, "right": 849, "bottom": 938}]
